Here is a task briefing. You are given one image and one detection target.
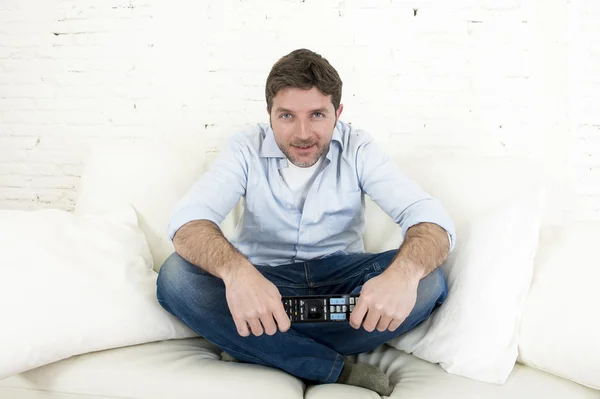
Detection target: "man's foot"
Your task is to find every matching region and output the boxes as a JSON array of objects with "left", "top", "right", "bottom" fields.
[
  {"left": 220, "top": 351, "right": 241, "bottom": 363},
  {"left": 336, "top": 361, "right": 394, "bottom": 396}
]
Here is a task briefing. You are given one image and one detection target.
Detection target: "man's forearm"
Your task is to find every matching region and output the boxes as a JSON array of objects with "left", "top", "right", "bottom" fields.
[
  {"left": 172, "top": 219, "right": 252, "bottom": 282},
  {"left": 389, "top": 222, "right": 450, "bottom": 279}
]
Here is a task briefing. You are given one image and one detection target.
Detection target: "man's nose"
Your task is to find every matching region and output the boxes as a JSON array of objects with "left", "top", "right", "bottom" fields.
[{"left": 297, "top": 121, "right": 310, "bottom": 138}]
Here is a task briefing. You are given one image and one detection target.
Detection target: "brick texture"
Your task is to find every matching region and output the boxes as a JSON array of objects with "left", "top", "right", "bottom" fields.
[
  {"left": 0, "top": 0, "right": 598, "bottom": 222},
  {"left": 567, "top": 0, "right": 600, "bottom": 221}
]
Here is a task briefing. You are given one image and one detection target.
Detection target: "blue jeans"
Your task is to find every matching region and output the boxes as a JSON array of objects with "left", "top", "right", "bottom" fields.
[{"left": 156, "top": 249, "right": 447, "bottom": 384}]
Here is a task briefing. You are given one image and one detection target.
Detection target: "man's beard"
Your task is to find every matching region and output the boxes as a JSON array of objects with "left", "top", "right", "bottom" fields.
[
  {"left": 271, "top": 117, "right": 337, "bottom": 168},
  {"left": 282, "top": 140, "right": 329, "bottom": 167}
]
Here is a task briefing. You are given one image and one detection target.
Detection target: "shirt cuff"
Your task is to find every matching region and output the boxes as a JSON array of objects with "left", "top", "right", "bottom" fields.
[
  {"left": 398, "top": 200, "right": 456, "bottom": 253},
  {"left": 168, "top": 204, "right": 222, "bottom": 241}
]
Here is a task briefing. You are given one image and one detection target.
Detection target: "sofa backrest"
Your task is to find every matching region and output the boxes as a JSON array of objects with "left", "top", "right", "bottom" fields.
[{"left": 74, "top": 139, "right": 546, "bottom": 272}]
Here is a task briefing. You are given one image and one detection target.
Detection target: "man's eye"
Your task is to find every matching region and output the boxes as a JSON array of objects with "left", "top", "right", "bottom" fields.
[
  {"left": 280, "top": 113, "right": 292, "bottom": 119},
  {"left": 313, "top": 112, "right": 324, "bottom": 118}
]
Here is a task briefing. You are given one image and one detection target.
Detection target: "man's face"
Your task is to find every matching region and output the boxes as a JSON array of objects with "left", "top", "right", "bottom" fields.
[{"left": 269, "top": 86, "right": 344, "bottom": 167}]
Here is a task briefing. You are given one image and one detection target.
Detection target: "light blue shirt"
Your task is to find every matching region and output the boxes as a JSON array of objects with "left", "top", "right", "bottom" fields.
[{"left": 168, "top": 120, "right": 456, "bottom": 267}]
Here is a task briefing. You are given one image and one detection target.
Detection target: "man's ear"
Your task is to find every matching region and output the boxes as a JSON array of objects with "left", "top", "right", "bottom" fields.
[{"left": 336, "top": 104, "right": 344, "bottom": 119}]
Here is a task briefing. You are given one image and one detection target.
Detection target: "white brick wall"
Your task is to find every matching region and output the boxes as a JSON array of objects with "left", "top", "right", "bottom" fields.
[
  {"left": 567, "top": 0, "right": 600, "bottom": 221},
  {"left": 0, "top": 0, "right": 598, "bottom": 222}
]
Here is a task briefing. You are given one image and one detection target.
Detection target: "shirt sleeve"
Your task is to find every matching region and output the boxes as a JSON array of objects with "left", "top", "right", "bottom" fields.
[
  {"left": 167, "top": 138, "right": 248, "bottom": 241},
  {"left": 356, "top": 138, "right": 456, "bottom": 252}
]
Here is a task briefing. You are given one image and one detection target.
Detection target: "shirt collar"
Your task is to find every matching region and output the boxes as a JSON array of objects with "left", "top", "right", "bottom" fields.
[
  {"left": 260, "top": 124, "right": 285, "bottom": 158},
  {"left": 259, "top": 122, "right": 344, "bottom": 159}
]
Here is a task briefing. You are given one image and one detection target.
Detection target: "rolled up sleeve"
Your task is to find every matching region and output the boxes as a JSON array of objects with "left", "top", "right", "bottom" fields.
[
  {"left": 357, "top": 139, "right": 456, "bottom": 252},
  {"left": 168, "top": 138, "right": 248, "bottom": 241}
]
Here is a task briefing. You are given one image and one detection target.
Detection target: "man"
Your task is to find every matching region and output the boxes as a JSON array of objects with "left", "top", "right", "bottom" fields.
[{"left": 156, "top": 49, "right": 455, "bottom": 396}]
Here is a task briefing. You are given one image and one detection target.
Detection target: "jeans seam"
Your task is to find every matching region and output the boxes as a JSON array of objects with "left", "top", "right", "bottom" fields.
[
  {"left": 273, "top": 282, "right": 309, "bottom": 289},
  {"left": 325, "top": 353, "right": 343, "bottom": 383},
  {"left": 304, "top": 263, "right": 312, "bottom": 287},
  {"left": 220, "top": 345, "right": 268, "bottom": 365}
]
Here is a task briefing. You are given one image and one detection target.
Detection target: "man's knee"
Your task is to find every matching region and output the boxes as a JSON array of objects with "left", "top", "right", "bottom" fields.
[
  {"left": 415, "top": 267, "right": 447, "bottom": 312},
  {"left": 157, "top": 252, "right": 186, "bottom": 296},
  {"left": 156, "top": 253, "right": 182, "bottom": 310},
  {"left": 156, "top": 252, "right": 206, "bottom": 309},
  {"left": 156, "top": 252, "right": 223, "bottom": 315}
]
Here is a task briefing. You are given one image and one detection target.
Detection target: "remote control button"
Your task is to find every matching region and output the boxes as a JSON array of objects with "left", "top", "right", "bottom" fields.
[
  {"left": 349, "top": 297, "right": 355, "bottom": 304},
  {"left": 330, "top": 305, "right": 335, "bottom": 313},
  {"left": 342, "top": 305, "right": 347, "bottom": 312},
  {"left": 331, "top": 313, "right": 346, "bottom": 320},
  {"left": 336, "top": 305, "right": 341, "bottom": 312},
  {"left": 350, "top": 304, "right": 354, "bottom": 312}
]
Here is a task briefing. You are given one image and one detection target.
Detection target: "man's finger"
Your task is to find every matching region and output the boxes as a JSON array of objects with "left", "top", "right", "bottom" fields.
[
  {"left": 350, "top": 298, "right": 368, "bottom": 329},
  {"left": 376, "top": 315, "right": 393, "bottom": 332},
  {"left": 388, "top": 317, "right": 406, "bottom": 332},
  {"left": 273, "top": 304, "right": 291, "bottom": 332},
  {"left": 260, "top": 312, "right": 278, "bottom": 336},
  {"left": 247, "top": 317, "right": 264, "bottom": 337},
  {"left": 234, "top": 317, "right": 250, "bottom": 337},
  {"left": 362, "top": 307, "right": 381, "bottom": 332}
]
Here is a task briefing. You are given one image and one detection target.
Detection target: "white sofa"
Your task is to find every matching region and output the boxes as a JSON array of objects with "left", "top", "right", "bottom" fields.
[{"left": 1, "top": 138, "right": 598, "bottom": 399}]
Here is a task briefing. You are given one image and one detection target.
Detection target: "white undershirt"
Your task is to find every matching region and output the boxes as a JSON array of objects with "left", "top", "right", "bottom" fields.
[{"left": 279, "top": 156, "right": 325, "bottom": 212}]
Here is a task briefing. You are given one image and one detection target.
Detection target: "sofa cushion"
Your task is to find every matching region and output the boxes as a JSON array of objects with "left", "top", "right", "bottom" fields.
[
  {"left": 517, "top": 222, "right": 600, "bottom": 390},
  {"left": 0, "top": 338, "right": 304, "bottom": 399},
  {"left": 0, "top": 339, "right": 597, "bottom": 399},
  {"left": 308, "top": 345, "right": 600, "bottom": 399},
  {"left": 0, "top": 206, "right": 196, "bottom": 379}
]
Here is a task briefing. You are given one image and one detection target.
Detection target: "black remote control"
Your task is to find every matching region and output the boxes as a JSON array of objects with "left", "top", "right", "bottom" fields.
[{"left": 282, "top": 294, "right": 360, "bottom": 323}]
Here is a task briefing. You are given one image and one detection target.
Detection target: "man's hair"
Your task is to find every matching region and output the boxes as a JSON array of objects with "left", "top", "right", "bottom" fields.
[{"left": 265, "top": 49, "right": 343, "bottom": 112}]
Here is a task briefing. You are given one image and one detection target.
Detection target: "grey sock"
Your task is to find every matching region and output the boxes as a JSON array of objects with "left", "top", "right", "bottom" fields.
[
  {"left": 336, "top": 361, "right": 394, "bottom": 396},
  {"left": 220, "top": 351, "right": 241, "bottom": 363}
]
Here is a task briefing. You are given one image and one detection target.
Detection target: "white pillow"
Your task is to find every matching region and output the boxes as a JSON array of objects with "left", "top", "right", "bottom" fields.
[
  {"left": 74, "top": 139, "right": 242, "bottom": 272},
  {"left": 387, "top": 187, "right": 545, "bottom": 384},
  {"left": 0, "top": 206, "right": 197, "bottom": 379},
  {"left": 517, "top": 223, "right": 600, "bottom": 389}
]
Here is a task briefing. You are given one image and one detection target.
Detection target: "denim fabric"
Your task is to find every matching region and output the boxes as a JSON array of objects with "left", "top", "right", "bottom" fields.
[{"left": 156, "top": 249, "right": 447, "bottom": 384}]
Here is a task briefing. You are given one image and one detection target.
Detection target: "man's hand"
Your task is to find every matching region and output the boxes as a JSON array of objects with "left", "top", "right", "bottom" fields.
[
  {"left": 349, "top": 266, "right": 421, "bottom": 332},
  {"left": 350, "top": 222, "right": 450, "bottom": 332},
  {"left": 223, "top": 264, "right": 291, "bottom": 337}
]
